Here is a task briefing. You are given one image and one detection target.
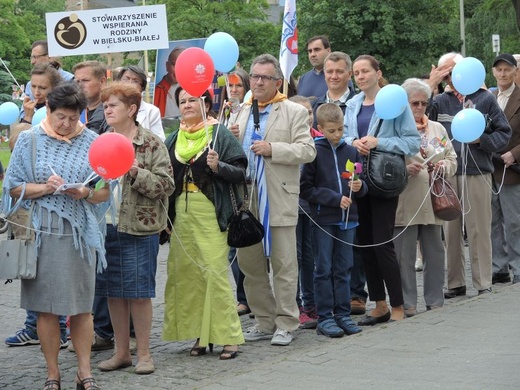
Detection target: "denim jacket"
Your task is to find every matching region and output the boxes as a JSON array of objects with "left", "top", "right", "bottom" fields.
[
  {"left": 116, "top": 126, "right": 175, "bottom": 235},
  {"left": 343, "top": 92, "right": 421, "bottom": 156}
]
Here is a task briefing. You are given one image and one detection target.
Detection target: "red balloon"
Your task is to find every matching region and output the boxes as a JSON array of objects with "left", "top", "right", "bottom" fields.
[
  {"left": 175, "top": 47, "right": 215, "bottom": 97},
  {"left": 88, "top": 133, "right": 135, "bottom": 179}
]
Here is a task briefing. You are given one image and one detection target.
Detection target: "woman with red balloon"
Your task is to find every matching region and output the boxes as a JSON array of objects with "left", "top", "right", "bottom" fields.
[
  {"left": 161, "top": 79, "right": 247, "bottom": 360},
  {"left": 94, "top": 82, "right": 174, "bottom": 375},
  {"left": 2, "top": 82, "right": 110, "bottom": 390}
]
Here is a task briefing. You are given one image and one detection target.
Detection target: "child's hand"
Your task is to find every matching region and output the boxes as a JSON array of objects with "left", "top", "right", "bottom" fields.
[
  {"left": 340, "top": 195, "right": 352, "bottom": 209},
  {"left": 349, "top": 178, "right": 362, "bottom": 193}
]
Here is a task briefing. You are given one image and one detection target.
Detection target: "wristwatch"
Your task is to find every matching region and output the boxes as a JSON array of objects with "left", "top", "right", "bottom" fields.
[{"left": 86, "top": 188, "right": 95, "bottom": 199}]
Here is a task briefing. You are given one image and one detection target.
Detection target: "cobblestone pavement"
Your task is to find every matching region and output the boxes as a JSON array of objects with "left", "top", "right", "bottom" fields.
[{"left": 0, "top": 241, "right": 518, "bottom": 389}]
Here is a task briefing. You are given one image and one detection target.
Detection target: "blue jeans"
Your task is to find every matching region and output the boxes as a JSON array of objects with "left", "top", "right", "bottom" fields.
[
  {"left": 26, "top": 310, "right": 67, "bottom": 335},
  {"left": 229, "top": 248, "right": 248, "bottom": 306},
  {"left": 296, "top": 213, "right": 315, "bottom": 310},
  {"left": 312, "top": 225, "right": 355, "bottom": 321}
]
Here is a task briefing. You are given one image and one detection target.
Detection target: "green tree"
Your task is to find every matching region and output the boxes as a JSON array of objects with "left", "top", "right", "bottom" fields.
[
  {"left": 297, "top": 0, "right": 461, "bottom": 83},
  {"left": 151, "top": 0, "right": 280, "bottom": 70},
  {"left": 465, "top": 0, "right": 520, "bottom": 85},
  {"left": 0, "top": 0, "right": 32, "bottom": 98}
]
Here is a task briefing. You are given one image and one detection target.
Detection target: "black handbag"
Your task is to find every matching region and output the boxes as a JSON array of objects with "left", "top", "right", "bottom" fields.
[
  {"left": 227, "top": 181, "right": 264, "bottom": 248},
  {"left": 362, "top": 120, "right": 408, "bottom": 198}
]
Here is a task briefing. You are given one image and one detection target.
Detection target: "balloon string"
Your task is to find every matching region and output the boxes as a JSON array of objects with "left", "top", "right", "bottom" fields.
[
  {"left": 212, "top": 99, "right": 227, "bottom": 149},
  {"left": 0, "top": 57, "right": 26, "bottom": 98},
  {"left": 199, "top": 96, "right": 210, "bottom": 148},
  {"left": 224, "top": 73, "right": 231, "bottom": 103}
]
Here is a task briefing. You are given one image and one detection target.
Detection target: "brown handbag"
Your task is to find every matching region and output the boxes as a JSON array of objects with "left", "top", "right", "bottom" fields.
[{"left": 429, "top": 169, "right": 461, "bottom": 221}]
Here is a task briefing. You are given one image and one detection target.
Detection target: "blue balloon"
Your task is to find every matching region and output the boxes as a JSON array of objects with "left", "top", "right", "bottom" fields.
[
  {"left": 32, "top": 106, "right": 47, "bottom": 125},
  {"left": 204, "top": 32, "right": 239, "bottom": 73},
  {"left": 451, "top": 57, "right": 485, "bottom": 96},
  {"left": 243, "top": 90, "right": 252, "bottom": 103},
  {"left": 0, "top": 102, "right": 20, "bottom": 125},
  {"left": 451, "top": 108, "right": 485, "bottom": 143},
  {"left": 374, "top": 84, "right": 408, "bottom": 120}
]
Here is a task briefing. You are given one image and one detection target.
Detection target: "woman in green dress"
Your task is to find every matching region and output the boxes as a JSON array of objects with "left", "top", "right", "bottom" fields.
[{"left": 162, "top": 87, "right": 247, "bottom": 359}]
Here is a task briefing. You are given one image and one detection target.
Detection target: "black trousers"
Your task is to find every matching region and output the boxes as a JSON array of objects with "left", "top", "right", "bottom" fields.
[{"left": 356, "top": 193, "right": 404, "bottom": 307}]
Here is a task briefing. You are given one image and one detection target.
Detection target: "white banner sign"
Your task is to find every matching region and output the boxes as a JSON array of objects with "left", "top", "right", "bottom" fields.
[{"left": 45, "top": 4, "right": 169, "bottom": 57}]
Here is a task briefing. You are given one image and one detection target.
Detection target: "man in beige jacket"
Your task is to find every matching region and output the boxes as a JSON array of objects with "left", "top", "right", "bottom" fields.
[{"left": 232, "top": 54, "right": 316, "bottom": 346}]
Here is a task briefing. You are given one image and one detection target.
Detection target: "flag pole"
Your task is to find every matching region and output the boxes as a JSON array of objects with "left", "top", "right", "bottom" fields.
[{"left": 279, "top": 0, "right": 298, "bottom": 92}]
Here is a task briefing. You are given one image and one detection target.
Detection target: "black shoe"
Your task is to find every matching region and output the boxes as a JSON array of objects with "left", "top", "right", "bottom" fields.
[
  {"left": 492, "top": 273, "right": 511, "bottom": 284},
  {"left": 357, "top": 311, "right": 391, "bottom": 326},
  {"left": 444, "top": 286, "right": 466, "bottom": 299},
  {"left": 478, "top": 287, "right": 492, "bottom": 295}
]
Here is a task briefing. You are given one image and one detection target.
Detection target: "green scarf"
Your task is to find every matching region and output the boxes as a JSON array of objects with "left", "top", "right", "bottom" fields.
[{"left": 176, "top": 125, "right": 214, "bottom": 161}]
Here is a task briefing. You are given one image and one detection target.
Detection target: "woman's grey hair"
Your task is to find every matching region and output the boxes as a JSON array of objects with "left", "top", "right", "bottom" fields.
[
  {"left": 402, "top": 78, "right": 431, "bottom": 100},
  {"left": 117, "top": 65, "right": 147, "bottom": 91},
  {"left": 250, "top": 54, "right": 283, "bottom": 80}
]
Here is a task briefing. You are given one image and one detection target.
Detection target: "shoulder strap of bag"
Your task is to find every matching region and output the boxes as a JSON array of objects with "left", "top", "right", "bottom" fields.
[
  {"left": 6, "top": 131, "right": 36, "bottom": 237},
  {"left": 372, "top": 119, "right": 383, "bottom": 138},
  {"left": 229, "top": 177, "right": 250, "bottom": 213}
]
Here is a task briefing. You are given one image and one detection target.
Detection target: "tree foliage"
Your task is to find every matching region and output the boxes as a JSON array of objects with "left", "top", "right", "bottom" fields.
[
  {"left": 297, "top": 0, "right": 461, "bottom": 83},
  {"left": 0, "top": 0, "right": 66, "bottom": 99},
  {"left": 465, "top": 0, "right": 520, "bottom": 85},
  {"left": 150, "top": 0, "right": 280, "bottom": 70}
]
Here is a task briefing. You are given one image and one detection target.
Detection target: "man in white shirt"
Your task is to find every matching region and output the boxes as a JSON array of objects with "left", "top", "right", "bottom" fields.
[{"left": 118, "top": 65, "right": 165, "bottom": 141}]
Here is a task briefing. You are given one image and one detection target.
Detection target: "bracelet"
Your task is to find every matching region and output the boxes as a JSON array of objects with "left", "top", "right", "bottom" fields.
[{"left": 86, "top": 188, "right": 95, "bottom": 199}]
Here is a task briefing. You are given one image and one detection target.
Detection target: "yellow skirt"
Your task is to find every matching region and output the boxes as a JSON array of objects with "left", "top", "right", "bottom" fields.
[{"left": 162, "top": 191, "right": 244, "bottom": 346}]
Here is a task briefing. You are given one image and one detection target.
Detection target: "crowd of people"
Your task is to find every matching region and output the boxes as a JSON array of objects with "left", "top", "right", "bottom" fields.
[{"left": 1, "top": 36, "right": 519, "bottom": 390}]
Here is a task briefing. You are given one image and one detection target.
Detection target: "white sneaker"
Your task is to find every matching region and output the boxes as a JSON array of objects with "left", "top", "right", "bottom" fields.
[
  {"left": 415, "top": 257, "right": 423, "bottom": 271},
  {"left": 244, "top": 324, "right": 273, "bottom": 342},
  {"left": 271, "top": 328, "right": 293, "bottom": 346}
]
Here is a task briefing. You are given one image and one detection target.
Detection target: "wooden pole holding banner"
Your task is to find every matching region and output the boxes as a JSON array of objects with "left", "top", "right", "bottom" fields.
[
  {"left": 142, "top": 0, "right": 151, "bottom": 103},
  {"left": 282, "top": 79, "right": 288, "bottom": 96}
]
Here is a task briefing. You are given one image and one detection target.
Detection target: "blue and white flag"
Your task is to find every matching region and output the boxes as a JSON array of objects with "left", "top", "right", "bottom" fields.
[{"left": 279, "top": 0, "right": 298, "bottom": 82}]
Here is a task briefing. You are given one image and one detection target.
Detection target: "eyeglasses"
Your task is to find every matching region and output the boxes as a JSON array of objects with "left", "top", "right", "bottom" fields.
[
  {"left": 410, "top": 101, "right": 429, "bottom": 107},
  {"left": 249, "top": 74, "right": 279, "bottom": 82},
  {"left": 31, "top": 53, "right": 48, "bottom": 60},
  {"left": 121, "top": 76, "right": 143, "bottom": 86}
]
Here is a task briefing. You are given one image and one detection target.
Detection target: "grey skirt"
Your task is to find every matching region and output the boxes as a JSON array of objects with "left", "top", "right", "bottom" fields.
[{"left": 21, "top": 211, "right": 95, "bottom": 316}]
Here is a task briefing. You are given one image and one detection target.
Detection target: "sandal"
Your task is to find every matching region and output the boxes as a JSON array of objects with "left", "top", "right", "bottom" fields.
[
  {"left": 75, "top": 374, "right": 99, "bottom": 390},
  {"left": 190, "top": 338, "right": 213, "bottom": 356},
  {"left": 237, "top": 304, "right": 251, "bottom": 316},
  {"left": 43, "top": 378, "right": 61, "bottom": 390},
  {"left": 219, "top": 346, "right": 238, "bottom": 360}
]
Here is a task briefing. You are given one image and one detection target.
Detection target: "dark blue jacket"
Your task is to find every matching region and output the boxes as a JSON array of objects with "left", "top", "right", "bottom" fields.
[
  {"left": 300, "top": 137, "right": 367, "bottom": 225},
  {"left": 311, "top": 87, "right": 356, "bottom": 129}
]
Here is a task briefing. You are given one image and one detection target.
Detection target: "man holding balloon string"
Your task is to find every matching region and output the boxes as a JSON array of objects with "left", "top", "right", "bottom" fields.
[{"left": 429, "top": 52, "right": 511, "bottom": 299}]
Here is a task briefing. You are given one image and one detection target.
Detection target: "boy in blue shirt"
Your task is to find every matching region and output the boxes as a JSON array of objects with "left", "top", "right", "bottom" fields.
[{"left": 300, "top": 103, "right": 367, "bottom": 337}]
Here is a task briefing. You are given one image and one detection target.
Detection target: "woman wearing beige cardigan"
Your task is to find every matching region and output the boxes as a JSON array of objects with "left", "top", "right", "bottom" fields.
[{"left": 393, "top": 78, "right": 457, "bottom": 316}]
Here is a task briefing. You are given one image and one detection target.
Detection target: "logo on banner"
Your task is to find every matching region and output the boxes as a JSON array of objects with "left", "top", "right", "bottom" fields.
[{"left": 54, "top": 14, "right": 87, "bottom": 49}]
